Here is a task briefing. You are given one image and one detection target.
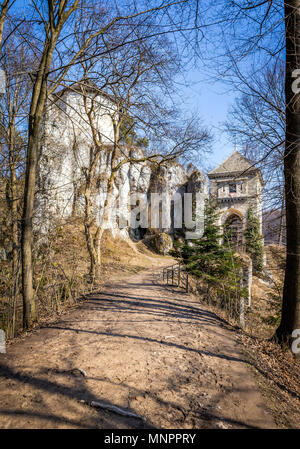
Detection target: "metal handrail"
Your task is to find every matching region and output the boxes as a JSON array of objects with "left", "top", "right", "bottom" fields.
[{"left": 162, "top": 263, "right": 189, "bottom": 293}]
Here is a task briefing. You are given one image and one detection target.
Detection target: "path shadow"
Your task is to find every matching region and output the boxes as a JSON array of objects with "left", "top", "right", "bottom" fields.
[
  {"left": 83, "top": 289, "right": 233, "bottom": 332},
  {"left": 0, "top": 362, "right": 153, "bottom": 429},
  {"left": 47, "top": 325, "right": 249, "bottom": 364},
  {"left": 0, "top": 268, "right": 285, "bottom": 428},
  {"left": 77, "top": 276, "right": 300, "bottom": 403}
]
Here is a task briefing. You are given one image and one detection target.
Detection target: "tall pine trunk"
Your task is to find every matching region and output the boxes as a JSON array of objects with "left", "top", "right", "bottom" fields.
[{"left": 275, "top": 0, "right": 300, "bottom": 345}]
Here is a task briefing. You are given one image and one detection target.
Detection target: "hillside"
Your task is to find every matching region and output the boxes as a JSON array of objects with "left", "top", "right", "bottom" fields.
[{"left": 0, "top": 218, "right": 171, "bottom": 338}]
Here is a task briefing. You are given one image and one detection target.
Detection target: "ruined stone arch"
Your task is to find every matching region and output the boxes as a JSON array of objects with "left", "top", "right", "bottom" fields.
[
  {"left": 221, "top": 208, "right": 244, "bottom": 225},
  {"left": 223, "top": 209, "right": 244, "bottom": 248}
]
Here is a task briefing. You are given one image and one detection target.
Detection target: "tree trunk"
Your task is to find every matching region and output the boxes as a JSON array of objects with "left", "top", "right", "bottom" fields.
[
  {"left": 275, "top": 0, "right": 300, "bottom": 346},
  {"left": 7, "top": 123, "right": 18, "bottom": 274},
  {"left": 0, "top": 0, "right": 10, "bottom": 53},
  {"left": 84, "top": 183, "right": 98, "bottom": 282},
  {"left": 83, "top": 142, "right": 102, "bottom": 283},
  {"left": 95, "top": 143, "right": 119, "bottom": 269},
  {"left": 21, "top": 117, "right": 41, "bottom": 327},
  {"left": 8, "top": 123, "right": 19, "bottom": 336},
  {"left": 82, "top": 116, "right": 119, "bottom": 283},
  {"left": 278, "top": 186, "right": 285, "bottom": 246},
  {"left": 21, "top": 39, "right": 56, "bottom": 329},
  {"left": 84, "top": 169, "right": 117, "bottom": 282},
  {"left": 94, "top": 175, "right": 116, "bottom": 275},
  {"left": 20, "top": 1, "right": 82, "bottom": 328}
]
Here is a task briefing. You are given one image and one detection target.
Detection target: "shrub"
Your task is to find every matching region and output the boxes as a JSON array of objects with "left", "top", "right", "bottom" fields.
[{"left": 171, "top": 199, "right": 246, "bottom": 316}]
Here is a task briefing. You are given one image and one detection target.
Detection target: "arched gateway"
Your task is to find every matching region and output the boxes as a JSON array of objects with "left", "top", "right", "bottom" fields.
[
  {"left": 224, "top": 214, "right": 243, "bottom": 247},
  {"left": 208, "top": 150, "right": 263, "bottom": 252}
]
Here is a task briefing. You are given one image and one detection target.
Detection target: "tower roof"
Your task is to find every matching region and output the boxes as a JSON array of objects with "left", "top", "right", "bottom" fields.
[{"left": 208, "top": 150, "right": 261, "bottom": 180}]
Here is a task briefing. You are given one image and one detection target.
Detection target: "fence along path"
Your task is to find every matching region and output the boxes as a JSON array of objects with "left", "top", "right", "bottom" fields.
[
  {"left": 162, "top": 263, "right": 189, "bottom": 292},
  {"left": 162, "top": 260, "right": 251, "bottom": 329}
]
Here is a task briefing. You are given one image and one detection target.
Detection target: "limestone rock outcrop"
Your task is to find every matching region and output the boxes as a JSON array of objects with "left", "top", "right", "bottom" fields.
[
  {"left": 35, "top": 86, "right": 208, "bottom": 241},
  {"left": 150, "top": 232, "right": 174, "bottom": 255}
]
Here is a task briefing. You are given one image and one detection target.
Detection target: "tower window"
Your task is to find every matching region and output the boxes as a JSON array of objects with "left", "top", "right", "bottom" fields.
[{"left": 229, "top": 183, "right": 236, "bottom": 193}]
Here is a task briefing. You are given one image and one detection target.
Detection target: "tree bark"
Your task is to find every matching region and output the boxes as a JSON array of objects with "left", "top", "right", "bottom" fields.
[
  {"left": 275, "top": 0, "right": 300, "bottom": 346},
  {"left": 0, "top": 0, "right": 10, "bottom": 53},
  {"left": 7, "top": 121, "right": 19, "bottom": 337},
  {"left": 84, "top": 163, "right": 117, "bottom": 282},
  {"left": 93, "top": 123, "right": 120, "bottom": 274},
  {"left": 21, "top": 38, "right": 56, "bottom": 328},
  {"left": 94, "top": 168, "right": 117, "bottom": 272},
  {"left": 7, "top": 122, "right": 18, "bottom": 276},
  {"left": 21, "top": 112, "right": 42, "bottom": 327},
  {"left": 84, "top": 176, "right": 98, "bottom": 282},
  {"left": 278, "top": 186, "right": 285, "bottom": 246}
]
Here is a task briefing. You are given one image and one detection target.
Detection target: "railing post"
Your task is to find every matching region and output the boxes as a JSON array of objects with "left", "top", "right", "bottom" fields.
[
  {"left": 162, "top": 264, "right": 189, "bottom": 293},
  {"left": 240, "top": 292, "right": 245, "bottom": 329}
]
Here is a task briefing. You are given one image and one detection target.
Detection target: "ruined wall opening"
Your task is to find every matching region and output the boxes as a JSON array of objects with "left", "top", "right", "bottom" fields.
[{"left": 224, "top": 214, "right": 243, "bottom": 248}]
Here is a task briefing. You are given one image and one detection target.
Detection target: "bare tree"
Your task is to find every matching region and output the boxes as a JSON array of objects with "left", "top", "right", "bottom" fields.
[
  {"left": 0, "top": 23, "right": 34, "bottom": 336},
  {"left": 0, "top": 0, "right": 12, "bottom": 53},
  {"left": 224, "top": 59, "right": 285, "bottom": 242},
  {"left": 21, "top": 1, "right": 82, "bottom": 328},
  {"left": 214, "top": 0, "right": 300, "bottom": 347},
  {"left": 275, "top": 0, "right": 300, "bottom": 345},
  {"left": 20, "top": 0, "right": 194, "bottom": 328},
  {"left": 63, "top": 31, "right": 210, "bottom": 281},
  {"left": 199, "top": 0, "right": 300, "bottom": 348}
]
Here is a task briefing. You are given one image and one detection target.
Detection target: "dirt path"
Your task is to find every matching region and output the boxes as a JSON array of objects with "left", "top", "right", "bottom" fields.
[{"left": 0, "top": 264, "right": 275, "bottom": 429}]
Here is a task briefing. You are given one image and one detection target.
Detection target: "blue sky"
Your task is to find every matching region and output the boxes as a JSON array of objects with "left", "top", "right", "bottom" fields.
[
  {"left": 10, "top": 0, "right": 236, "bottom": 173},
  {"left": 179, "top": 67, "right": 236, "bottom": 172}
]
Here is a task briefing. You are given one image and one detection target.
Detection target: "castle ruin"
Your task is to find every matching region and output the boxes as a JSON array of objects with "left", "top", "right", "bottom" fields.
[{"left": 208, "top": 151, "right": 263, "bottom": 248}]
